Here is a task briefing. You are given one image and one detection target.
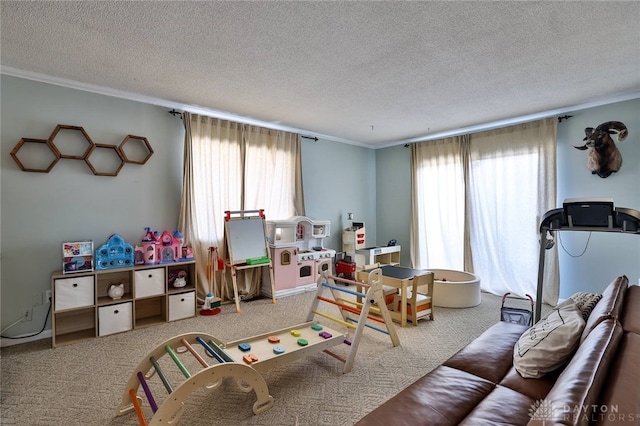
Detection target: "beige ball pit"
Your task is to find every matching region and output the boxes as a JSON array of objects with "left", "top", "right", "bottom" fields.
[{"left": 431, "top": 269, "right": 481, "bottom": 308}]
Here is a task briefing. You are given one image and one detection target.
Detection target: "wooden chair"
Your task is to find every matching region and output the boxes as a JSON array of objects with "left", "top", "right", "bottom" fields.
[
  {"left": 393, "top": 272, "right": 434, "bottom": 325},
  {"left": 363, "top": 263, "right": 397, "bottom": 309}
]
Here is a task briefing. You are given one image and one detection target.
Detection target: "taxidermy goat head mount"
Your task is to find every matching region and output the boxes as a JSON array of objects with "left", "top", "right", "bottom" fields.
[{"left": 574, "top": 121, "right": 629, "bottom": 178}]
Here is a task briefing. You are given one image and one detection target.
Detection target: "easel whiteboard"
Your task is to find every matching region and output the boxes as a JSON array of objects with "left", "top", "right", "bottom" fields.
[{"left": 225, "top": 217, "right": 269, "bottom": 265}]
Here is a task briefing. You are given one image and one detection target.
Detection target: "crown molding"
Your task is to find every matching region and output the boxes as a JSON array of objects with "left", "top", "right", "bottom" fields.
[
  {"left": 381, "top": 91, "right": 640, "bottom": 149},
  {"left": 3, "top": 66, "right": 638, "bottom": 151},
  {"left": 0, "top": 66, "right": 367, "bottom": 147}
]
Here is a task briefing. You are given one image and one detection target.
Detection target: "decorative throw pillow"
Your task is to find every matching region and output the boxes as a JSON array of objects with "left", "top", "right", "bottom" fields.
[
  {"left": 513, "top": 301, "right": 585, "bottom": 379},
  {"left": 570, "top": 291, "right": 603, "bottom": 321}
]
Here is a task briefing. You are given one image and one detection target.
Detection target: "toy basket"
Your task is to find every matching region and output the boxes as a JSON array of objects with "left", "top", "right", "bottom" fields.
[{"left": 500, "top": 293, "right": 534, "bottom": 326}]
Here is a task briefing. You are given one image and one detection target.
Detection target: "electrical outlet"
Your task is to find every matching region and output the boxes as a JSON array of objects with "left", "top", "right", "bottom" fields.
[
  {"left": 45, "top": 290, "right": 52, "bottom": 303},
  {"left": 23, "top": 308, "right": 32, "bottom": 321}
]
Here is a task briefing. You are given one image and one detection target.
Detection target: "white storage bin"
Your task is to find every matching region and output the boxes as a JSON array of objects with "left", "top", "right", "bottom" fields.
[
  {"left": 54, "top": 275, "right": 95, "bottom": 311},
  {"left": 134, "top": 268, "right": 165, "bottom": 298},
  {"left": 98, "top": 302, "right": 133, "bottom": 336},
  {"left": 168, "top": 291, "right": 195, "bottom": 321}
]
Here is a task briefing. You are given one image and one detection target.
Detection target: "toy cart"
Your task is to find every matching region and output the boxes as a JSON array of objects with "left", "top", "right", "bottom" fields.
[{"left": 500, "top": 293, "right": 534, "bottom": 326}]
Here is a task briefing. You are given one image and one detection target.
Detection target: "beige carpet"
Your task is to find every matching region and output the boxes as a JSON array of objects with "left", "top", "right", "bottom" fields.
[{"left": 1, "top": 289, "right": 544, "bottom": 426}]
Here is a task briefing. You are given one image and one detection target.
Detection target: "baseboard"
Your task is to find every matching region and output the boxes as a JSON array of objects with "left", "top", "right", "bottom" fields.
[
  {"left": 0, "top": 330, "right": 51, "bottom": 348},
  {"left": 262, "top": 283, "right": 318, "bottom": 300}
]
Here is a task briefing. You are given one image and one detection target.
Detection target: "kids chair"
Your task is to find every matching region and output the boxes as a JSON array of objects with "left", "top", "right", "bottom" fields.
[
  {"left": 394, "top": 272, "right": 435, "bottom": 325},
  {"left": 364, "top": 263, "right": 397, "bottom": 309}
]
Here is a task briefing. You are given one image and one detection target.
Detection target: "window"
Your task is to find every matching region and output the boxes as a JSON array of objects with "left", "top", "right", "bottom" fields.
[
  {"left": 411, "top": 119, "right": 558, "bottom": 303},
  {"left": 178, "top": 113, "right": 304, "bottom": 300}
]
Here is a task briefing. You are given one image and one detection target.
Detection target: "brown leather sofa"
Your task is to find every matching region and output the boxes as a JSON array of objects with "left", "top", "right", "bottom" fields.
[{"left": 356, "top": 276, "right": 639, "bottom": 426}]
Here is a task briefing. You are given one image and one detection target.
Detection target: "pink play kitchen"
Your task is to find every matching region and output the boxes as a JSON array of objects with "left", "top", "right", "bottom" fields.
[{"left": 266, "top": 216, "right": 336, "bottom": 297}]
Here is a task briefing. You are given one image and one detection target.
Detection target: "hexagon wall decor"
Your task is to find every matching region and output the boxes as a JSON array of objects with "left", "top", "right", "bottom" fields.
[
  {"left": 48, "top": 124, "right": 94, "bottom": 160},
  {"left": 10, "top": 124, "right": 153, "bottom": 176},
  {"left": 119, "top": 135, "right": 154, "bottom": 164},
  {"left": 10, "top": 138, "right": 61, "bottom": 172}
]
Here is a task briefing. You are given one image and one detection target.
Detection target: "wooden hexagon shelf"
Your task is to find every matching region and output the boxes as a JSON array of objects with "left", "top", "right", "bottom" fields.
[
  {"left": 48, "top": 125, "right": 95, "bottom": 159},
  {"left": 119, "top": 135, "right": 154, "bottom": 164},
  {"left": 85, "top": 143, "right": 125, "bottom": 176},
  {"left": 10, "top": 138, "right": 61, "bottom": 173},
  {"left": 11, "top": 124, "right": 152, "bottom": 176}
]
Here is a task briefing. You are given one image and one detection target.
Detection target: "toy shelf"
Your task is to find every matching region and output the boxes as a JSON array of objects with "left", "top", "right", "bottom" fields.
[
  {"left": 133, "top": 296, "right": 167, "bottom": 328},
  {"left": 52, "top": 307, "right": 96, "bottom": 346},
  {"left": 356, "top": 245, "right": 401, "bottom": 266},
  {"left": 342, "top": 222, "right": 366, "bottom": 266},
  {"left": 96, "top": 269, "right": 133, "bottom": 306},
  {"left": 51, "top": 260, "right": 197, "bottom": 347}
]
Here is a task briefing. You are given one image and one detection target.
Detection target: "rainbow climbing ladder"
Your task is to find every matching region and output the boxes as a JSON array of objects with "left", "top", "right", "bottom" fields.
[
  {"left": 116, "top": 333, "right": 274, "bottom": 425},
  {"left": 309, "top": 267, "right": 400, "bottom": 373},
  {"left": 116, "top": 268, "right": 399, "bottom": 425}
]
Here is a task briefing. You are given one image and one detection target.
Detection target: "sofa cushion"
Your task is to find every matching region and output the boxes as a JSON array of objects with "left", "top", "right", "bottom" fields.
[
  {"left": 569, "top": 291, "right": 603, "bottom": 321},
  {"left": 459, "top": 385, "right": 535, "bottom": 426},
  {"left": 593, "top": 332, "right": 640, "bottom": 425},
  {"left": 355, "top": 366, "right": 495, "bottom": 426},
  {"left": 444, "top": 321, "right": 529, "bottom": 383},
  {"left": 514, "top": 302, "right": 585, "bottom": 379},
  {"left": 499, "top": 367, "right": 559, "bottom": 401},
  {"left": 527, "top": 319, "right": 623, "bottom": 426},
  {"left": 580, "top": 276, "right": 628, "bottom": 343},
  {"left": 619, "top": 284, "right": 640, "bottom": 334}
]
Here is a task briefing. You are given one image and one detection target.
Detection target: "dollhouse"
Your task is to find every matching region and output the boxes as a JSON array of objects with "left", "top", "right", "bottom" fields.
[
  {"left": 135, "top": 228, "right": 193, "bottom": 265},
  {"left": 266, "top": 216, "right": 336, "bottom": 297}
]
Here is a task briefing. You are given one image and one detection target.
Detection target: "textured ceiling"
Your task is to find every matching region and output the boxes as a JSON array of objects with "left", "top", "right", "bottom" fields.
[{"left": 1, "top": 1, "right": 639, "bottom": 148}]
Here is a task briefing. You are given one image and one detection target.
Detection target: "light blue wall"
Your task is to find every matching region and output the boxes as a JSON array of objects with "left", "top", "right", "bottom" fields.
[
  {"left": 301, "top": 138, "right": 376, "bottom": 251},
  {"left": 556, "top": 98, "right": 640, "bottom": 296},
  {"left": 0, "top": 75, "right": 377, "bottom": 339},
  {"left": 375, "top": 99, "right": 640, "bottom": 298},
  {"left": 1, "top": 75, "right": 185, "bottom": 336},
  {"left": 3, "top": 73, "right": 637, "bottom": 340},
  {"left": 375, "top": 145, "right": 412, "bottom": 265}
]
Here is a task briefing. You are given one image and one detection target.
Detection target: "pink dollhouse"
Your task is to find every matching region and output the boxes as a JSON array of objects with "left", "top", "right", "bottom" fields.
[
  {"left": 135, "top": 228, "right": 193, "bottom": 264},
  {"left": 266, "top": 216, "right": 336, "bottom": 297}
]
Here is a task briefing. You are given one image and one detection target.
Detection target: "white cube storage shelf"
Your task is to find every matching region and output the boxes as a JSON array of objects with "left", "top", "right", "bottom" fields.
[
  {"left": 54, "top": 275, "right": 95, "bottom": 311},
  {"left": 168, "top": 292, "right": 196, "bottom": 321},
  {"left": 98, "top": 302, "right": 133, "bottom": 336},
  {"left": 134, "top": 268, "right": 165, "bottom": 298},
  {"left": 51, "top": 260, "right": 197, "bottom": 347}
]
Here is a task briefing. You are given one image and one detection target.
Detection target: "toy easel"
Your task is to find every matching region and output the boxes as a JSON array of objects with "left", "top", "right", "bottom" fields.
[
  {"left": 224, "top": 210, "right": 276, "bottom": 313},
  {"left": 308, "top": 268, "right": 400, "bottom": 373}
]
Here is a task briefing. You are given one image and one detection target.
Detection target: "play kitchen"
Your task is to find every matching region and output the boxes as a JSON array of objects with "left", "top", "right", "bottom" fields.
[{"left": 266, "top": 216, "right": 336, "bottom": 297}]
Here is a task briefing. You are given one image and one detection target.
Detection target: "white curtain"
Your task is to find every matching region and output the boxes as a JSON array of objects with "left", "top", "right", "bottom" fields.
[
  {"left": 243, "top": 125, "right": 305, "bottom": 217},
  {"left": 178, "top": 114, "right": 243, "bottom": 300},
  {"left": 177, "top": 114, "right": 303, "bottom": 302},
  {"left": 411, "top": 118, "right": 559, "bottom": 305},
  {"left": 468, "top": 119, "right": 558, "bottom": 305},
  {"left": 410, "top": 137, "right": 466, "bottom": 270}
]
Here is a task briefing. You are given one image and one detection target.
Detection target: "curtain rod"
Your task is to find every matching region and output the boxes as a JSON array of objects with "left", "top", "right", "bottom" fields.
[
  {"left": 170, "top": 109, "right": 572, "bottom": 145},
  {"left": 169, "top": 108, "right": 318, "bottom": 141},
  {"left": 403, "top": 114, "right": 575, "bottom": 147}
]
